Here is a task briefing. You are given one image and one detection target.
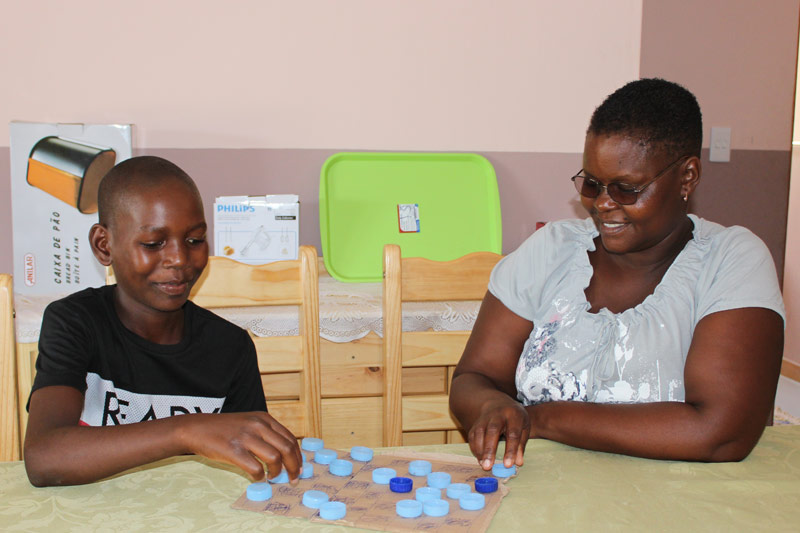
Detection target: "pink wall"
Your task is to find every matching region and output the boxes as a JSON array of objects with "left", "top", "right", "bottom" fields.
[
  {"left": 783, "top": 42, "right": 800, "bottom": 366},
  {"left": 641, "top": 0, "right": 800, "bottom": 366},
  {"left": 641, "top": 0, "right": 798, "bottom": 151},
  {"left": 785, "top": 150, "right": 800, "bottom": 365},
  {"left": 2, "top": 0, "right": 799, "bottom": 305},
  {"left": 0, "top": 1, "right": 640, "bottom": 151},
  {"left": 1, "top": 0, "right": 643, "bottom": 277}
]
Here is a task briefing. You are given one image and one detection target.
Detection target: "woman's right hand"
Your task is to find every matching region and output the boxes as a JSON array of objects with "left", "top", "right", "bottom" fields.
[
  {"left": 467, "top": 396, "right": 531, "bottom": 470},
  {"left": 449, "top": 291, "right": 535, "bottom": 471}
]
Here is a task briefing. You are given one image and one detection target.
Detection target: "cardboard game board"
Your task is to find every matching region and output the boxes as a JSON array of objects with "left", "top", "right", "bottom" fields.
[{"left": 232, "top": 450, "right": 511, "bottom": 532}]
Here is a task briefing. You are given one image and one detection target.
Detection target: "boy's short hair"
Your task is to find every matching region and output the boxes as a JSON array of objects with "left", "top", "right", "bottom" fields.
[
  {"left": 97, "top": 156, "right": 201, "bottom": 228},
  {"left": 587, "top": 78, "right": 703, "bottom": 159}
]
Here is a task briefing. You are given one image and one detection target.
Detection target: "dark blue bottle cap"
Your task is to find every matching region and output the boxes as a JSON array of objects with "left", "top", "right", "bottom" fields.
[
  {"left": 474, "top": 476, "right": 498, "bottom": 493},
  {"left": 390, "top": 476, "right": 413, "bottom": 493}
]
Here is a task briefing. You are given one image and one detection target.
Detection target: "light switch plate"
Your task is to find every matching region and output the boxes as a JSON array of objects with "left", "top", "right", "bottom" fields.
[{"left": 710, "top": 127, "right": 731, "bottom": 162}]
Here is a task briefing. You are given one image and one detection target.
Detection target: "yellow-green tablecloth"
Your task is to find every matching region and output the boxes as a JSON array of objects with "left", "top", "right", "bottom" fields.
[{"left": 2, "top": 426, "right": 799, "bottom": 532}]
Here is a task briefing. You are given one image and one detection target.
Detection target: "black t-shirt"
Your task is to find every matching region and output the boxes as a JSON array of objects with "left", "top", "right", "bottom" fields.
[{"left": 32, "top": 285, "right": 266, "bottom": 425}]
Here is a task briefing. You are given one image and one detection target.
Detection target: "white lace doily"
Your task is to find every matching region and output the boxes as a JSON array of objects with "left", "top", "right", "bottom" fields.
[{"left": 13, "top": 268, "right": 481, "bottom": 344}]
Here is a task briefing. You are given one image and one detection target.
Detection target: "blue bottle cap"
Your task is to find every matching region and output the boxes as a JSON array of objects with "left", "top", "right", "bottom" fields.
[
  {"left": 396, "top": 499, "right": 423, "bottom": 518},
  {"left": 301, "top": 451, "right": 306, "bottom": 462},
  {"left": 415, "top": 486, "right": 441, "bottom": 502},
  {"left": 301, "top": 490, "right": 329, "bottom": 509},
  {"left": 446, "top": 483, "right": 471, "bottom": 500},
  {"left": 408, "top": 459, "right": 432, "bottom": 476},
  {"left": 427, "top": 471, "right": 451, "bottom": 489},
  {"left": 313, "top": 448, "right": 337, "bottom": 465},
  {"left": 422, "top": 498, "right": 450, "bottom": 517},
  {"left": 492, "top": 462, "right": 517, "bottom": 478},
  {"left": 246, "top": 482, "right": 272, "bottom": 501},
  {"left": 300, "top": 461, "right": 314, "bottom": 479},
  {"left": 372, "top": 467, "right": 397, "bottom": 484},
  {"left": 350, "top": 446, "right": 374, "bottom": 462},
  {"left": 475, "top": 476, "right": 498, "bottom": 493},
  {"left": 319, "top": 501, "right": 347, "bottom": 521},
  {"left": 390, "top": 476, "right": 413, "bottom": 493},
  {"left": 301, "top": 437, "right": 324, "bottom": 452},
  {"left": 459, "top": 492, "right": 486, "bottom": 511},
  {"left": 329, "top": 459, "right": 354, "bottom": 477},
  {"left": 267, "top": 470, "right": 289, "bottom": 484}
]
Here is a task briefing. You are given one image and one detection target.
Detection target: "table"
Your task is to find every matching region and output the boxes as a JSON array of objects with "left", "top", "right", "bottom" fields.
[{"left": 2, "top": 426, "right": 799, "bottom": 532}]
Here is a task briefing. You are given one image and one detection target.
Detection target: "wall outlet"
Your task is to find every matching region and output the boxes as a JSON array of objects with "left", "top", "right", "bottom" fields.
[{"left": 709, "top": 127, "right": 731, "bottom": 162}]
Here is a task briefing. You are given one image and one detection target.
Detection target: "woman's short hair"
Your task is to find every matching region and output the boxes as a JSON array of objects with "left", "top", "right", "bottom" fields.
[{"left": 588, "top": 78, "right": 703, "bottom": 159}]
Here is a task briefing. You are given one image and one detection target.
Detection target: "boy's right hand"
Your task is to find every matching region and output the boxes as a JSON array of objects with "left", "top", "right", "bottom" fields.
[
  {"left": 25, "top": 386, "right": 303, "bottom": 487},
  {"left": 175, "top": 412, "right": 303, "bottom": 482}
]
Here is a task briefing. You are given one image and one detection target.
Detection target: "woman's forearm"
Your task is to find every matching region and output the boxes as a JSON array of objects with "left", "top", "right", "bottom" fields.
[{"left": 529, "top": 400, "right": 762, "bottom": 462}]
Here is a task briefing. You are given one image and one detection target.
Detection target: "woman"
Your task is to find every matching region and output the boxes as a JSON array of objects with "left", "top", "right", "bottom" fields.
[{"left": 449, "top": 78, "right": 785, "bottom": 467}]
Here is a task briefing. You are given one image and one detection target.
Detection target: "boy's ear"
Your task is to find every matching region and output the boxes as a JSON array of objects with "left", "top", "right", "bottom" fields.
[{"left": 89, "top": 223, "right": 112, "bottom": 267}]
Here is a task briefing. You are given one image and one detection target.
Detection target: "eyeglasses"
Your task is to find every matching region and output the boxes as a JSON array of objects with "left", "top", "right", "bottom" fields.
[{"left": 571, "top": 155, "right": 688, "bottom": 205}]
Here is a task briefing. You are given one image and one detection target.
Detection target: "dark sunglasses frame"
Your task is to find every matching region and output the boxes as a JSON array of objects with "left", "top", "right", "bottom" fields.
[{"left": 571, "top": 155, "right": 689, "bottom": 205}]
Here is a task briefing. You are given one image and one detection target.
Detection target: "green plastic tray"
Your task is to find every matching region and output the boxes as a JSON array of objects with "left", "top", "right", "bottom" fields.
[{"left": 319, "top": 152, "right": 502, "bottom": 282}]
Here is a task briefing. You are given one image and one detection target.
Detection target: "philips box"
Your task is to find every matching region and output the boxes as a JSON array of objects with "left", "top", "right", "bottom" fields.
[{"left": 213, "top": 195, "right": 299, "bottom": 265}]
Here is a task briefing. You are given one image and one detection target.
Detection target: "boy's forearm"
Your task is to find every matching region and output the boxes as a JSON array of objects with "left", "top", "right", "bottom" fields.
[{"left": 25, "top": 417, "right": 188, "bottom": 486}]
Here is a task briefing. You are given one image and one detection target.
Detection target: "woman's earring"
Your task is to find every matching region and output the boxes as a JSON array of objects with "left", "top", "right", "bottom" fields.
[{"left": 683, "top": 194, "right": 689, "bottom": 202}]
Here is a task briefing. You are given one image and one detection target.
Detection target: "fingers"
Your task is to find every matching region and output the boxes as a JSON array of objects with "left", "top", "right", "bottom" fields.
[
  {"left": 180, "top": 412, "right": 302, "bottom": 482},
  {"left": 514, "top": 426, "right": 530, "bottom": 466},
  {"left": 468, "top": 404, "right": 530, "bottom": 470},
  {"left": 243, "top": 415, "right": 302, "bottom": 481},
  {"left": 502, "top": 413, "right": 530, "bottom": 467},
  {"left": 469, "top": 416, "right": 501, "bottom": 470}
]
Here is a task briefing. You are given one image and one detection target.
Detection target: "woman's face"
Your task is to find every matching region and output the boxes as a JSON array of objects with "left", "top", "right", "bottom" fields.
[{"left": 581, "top": 133, "right": 692, "bottom": 257}]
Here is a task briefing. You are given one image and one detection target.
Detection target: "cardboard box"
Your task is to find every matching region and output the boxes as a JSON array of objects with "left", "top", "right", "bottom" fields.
[
  {"left": 213, "top": 195, "right": 299, "bottom": 265},
  {"left": 9, "top": 122, "right": 133, "bottom": 295}
]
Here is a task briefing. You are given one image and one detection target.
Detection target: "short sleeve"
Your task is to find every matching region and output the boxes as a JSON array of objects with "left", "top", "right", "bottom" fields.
[
  {"left": 696, "top": 227, "right": 785, "bottom": 324},
  {"left": 488, "top": 224, "right": 552, "bottom": 321},
  {"left": 32, "top": 299, "right": 95, "bottom": 396},
  {"left": 221, "top": 330, "right": 267, "bottom": 413}
]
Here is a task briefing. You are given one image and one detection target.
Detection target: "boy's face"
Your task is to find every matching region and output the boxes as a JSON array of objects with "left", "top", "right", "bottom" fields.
[{"left": 103, "top": 179, "right": 208, "bottom": 315}]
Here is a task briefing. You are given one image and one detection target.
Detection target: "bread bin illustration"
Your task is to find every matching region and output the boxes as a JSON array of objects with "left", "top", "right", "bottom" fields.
[{"left": 26, "top": 136, "right": 116, "bottom": 214}]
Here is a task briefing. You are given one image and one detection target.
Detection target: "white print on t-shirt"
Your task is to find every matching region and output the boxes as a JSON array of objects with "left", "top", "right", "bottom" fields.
[{"left": 80, "top": 373, "right": 226, "bottom": 426}]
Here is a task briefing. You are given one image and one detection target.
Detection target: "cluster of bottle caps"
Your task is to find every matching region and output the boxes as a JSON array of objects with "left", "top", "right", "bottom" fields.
[{"left": 245, "top": 437, "right": 517, "bottom": 520}]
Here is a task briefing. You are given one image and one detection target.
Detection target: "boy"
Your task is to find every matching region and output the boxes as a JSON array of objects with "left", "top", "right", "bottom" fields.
[{"left": 24, "top": 156, "right": 302, "bottom": 486}]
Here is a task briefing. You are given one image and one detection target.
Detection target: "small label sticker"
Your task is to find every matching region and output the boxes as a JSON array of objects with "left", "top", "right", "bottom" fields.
[
  {"left": 397, "top": 204, "right": 420, "bottom": 233},
  {"left": 24, "top": 253, "right": 36, "bottom": 286}
]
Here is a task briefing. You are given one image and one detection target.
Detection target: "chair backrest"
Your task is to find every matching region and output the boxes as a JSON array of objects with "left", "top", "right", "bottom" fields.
[
  {"left": 1, "top": 274, "right": 21, "bottom": 461},
  {"left": 189, "top": 247, "right": 323, "bottom": 439},
  {"left": 382, "top": 244, "right": 502, "bottom": 447}
]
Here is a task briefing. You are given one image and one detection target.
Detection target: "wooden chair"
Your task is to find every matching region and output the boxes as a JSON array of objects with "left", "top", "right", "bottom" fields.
[
  {"left": 18, "top": 247, "right": 322, "bottom": 448},
  {"left": 1, "top": 274, "right": 21, "bottom": 461},
  {"left": 382, "top": 244, "right": 502, "bottom": 447},
  {"left": 188, "top": 248, "right": 323, "bottom": 439}
]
